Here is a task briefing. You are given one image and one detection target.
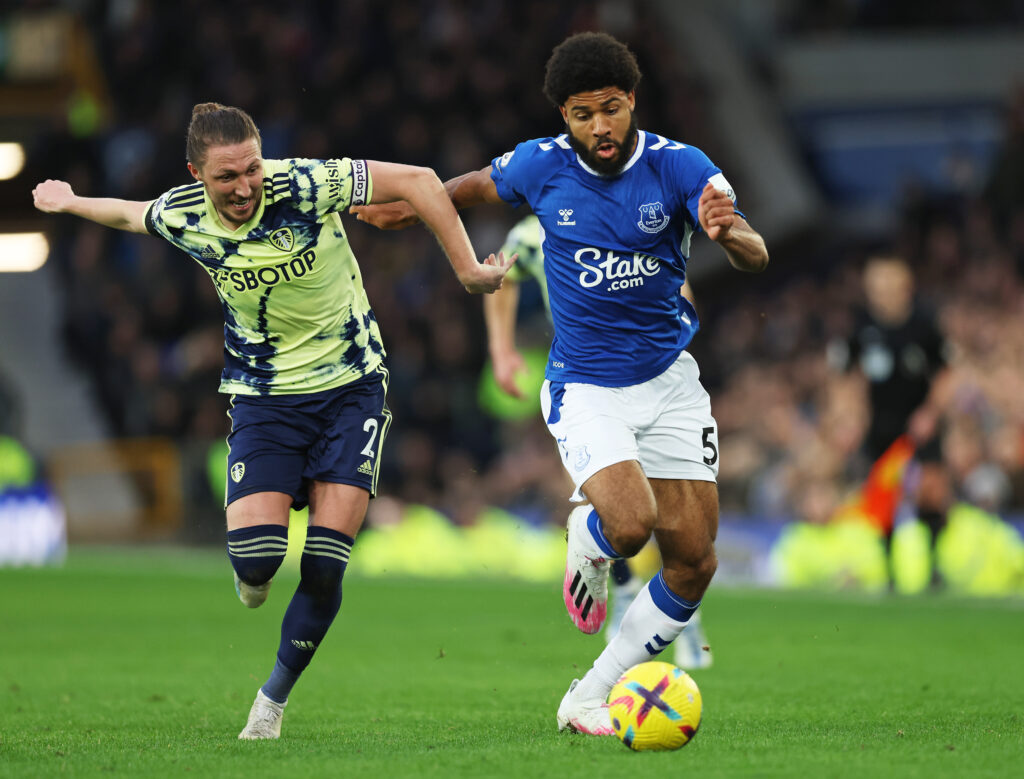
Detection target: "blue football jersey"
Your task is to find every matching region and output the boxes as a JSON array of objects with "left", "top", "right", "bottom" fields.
[{"left": 490, "top": 130, "right": 737, "bottom": 387}]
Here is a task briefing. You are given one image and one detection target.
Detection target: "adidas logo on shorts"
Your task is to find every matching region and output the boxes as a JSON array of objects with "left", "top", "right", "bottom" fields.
[{"left": 357, "top": 460, "right": 374, "bottom": 476}]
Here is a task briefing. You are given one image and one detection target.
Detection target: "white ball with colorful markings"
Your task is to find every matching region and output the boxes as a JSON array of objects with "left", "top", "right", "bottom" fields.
[{"left": 607, "top": 660, "right": 702, "bottom": 751}]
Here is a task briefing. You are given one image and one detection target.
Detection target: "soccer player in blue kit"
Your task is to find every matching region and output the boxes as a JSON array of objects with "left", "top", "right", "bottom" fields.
[
  {"left": 485, "top": 214, "right": 713, "bottom": 670},
  {"left": 355, "top": 32, "right": 768, "bottom": 735},
  {"left": 33, "top": 103, "right": 514, "bottom": 740}
]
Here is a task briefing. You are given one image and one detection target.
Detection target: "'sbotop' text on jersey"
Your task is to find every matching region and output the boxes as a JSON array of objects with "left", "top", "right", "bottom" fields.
[{"left": 146, "top": 157, "right": 383, "bottom": 396}]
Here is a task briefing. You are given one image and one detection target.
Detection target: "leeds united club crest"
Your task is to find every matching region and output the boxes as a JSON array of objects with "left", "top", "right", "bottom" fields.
[
  {"left": 637, "top": 202, "right": 670, "bottom": 234},
  {"left": 268, "top": 227, "right": 294, "bottom": 252}
]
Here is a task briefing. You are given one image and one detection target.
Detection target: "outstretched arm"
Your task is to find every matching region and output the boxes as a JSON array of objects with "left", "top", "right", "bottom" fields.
[
  {"left": 32, "top": 179, "right": 150, "bottom": 234},
  {"left": 444, "top": 166, "right": 504, "bottom": 209},
  {"left": 483, "top": 279, "right": 526, "bottom": 398},
  {"left": 697, "top": 183, "right": 769, "bottom": 272},
  {"left": 365, "top": 161, "right": 514, "bottom": 293},
  {"left": 352, "top": 166, "right": 502, "bottom": 230}
]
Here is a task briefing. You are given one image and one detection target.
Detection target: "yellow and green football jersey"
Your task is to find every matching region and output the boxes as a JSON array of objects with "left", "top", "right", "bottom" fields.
[
  {"left": 146, "top": 157, "right": 383, "bottom": 396},
  {"left": 501, "top": 215, "right": 548, "bottom": 294},
  {"left": 501, "top": 214, "right": 548, "bottom": 319}
]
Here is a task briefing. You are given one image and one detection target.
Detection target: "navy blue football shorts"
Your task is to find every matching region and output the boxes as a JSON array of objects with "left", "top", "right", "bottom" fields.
[{"left": 224, "top": 366, "right": 392, "bottom": 509}]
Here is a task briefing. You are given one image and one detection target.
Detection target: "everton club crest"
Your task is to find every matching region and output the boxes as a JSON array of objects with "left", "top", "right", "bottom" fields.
[
  {"left": 637, "top": 202, "right": 670, "bottom": 234},
  {"left": 572, "top": 445, "right": 591, "bottom": 472}
]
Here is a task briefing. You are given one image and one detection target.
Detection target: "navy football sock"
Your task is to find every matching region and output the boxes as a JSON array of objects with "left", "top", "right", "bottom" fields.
[
  {"left": 611, "top": 558, "right": 634, "bottom": 586},
  {"left": 226, "top": 525, "right": 288, "bottom": 585},
  {"left": 261, "top": 659, "right": 299, "bottom": 705},
  {"left": 261, "top": 527, "right": 353, "bottom": 702}
]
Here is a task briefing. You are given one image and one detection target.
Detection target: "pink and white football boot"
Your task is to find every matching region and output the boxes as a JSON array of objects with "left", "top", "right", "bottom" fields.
[{"left": 563, "top": 504, "right": 610, "bottom": 634}]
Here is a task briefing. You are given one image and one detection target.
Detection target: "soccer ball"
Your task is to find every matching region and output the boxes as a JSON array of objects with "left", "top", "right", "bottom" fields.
[{"left": 607, "top": 660, "right": 702, "bottom": 751}]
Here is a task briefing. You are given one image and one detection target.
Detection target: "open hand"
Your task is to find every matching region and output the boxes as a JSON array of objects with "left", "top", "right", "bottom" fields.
[{"left": 460, "top": 251, "right": 517, "bottom": 294}]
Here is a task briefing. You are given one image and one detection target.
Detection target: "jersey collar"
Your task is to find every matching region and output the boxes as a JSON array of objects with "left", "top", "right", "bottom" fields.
[
  {"left": 206, "top": 187, "right": 268, "bottom": 235},
  {"left": 576, "top": 130, "right": 646, "bottom": 178}
]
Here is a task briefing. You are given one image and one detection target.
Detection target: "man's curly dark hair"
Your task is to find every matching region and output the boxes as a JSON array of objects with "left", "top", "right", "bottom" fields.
[{"left": 543, "top": 32, "right": 642, "bottom": 107}]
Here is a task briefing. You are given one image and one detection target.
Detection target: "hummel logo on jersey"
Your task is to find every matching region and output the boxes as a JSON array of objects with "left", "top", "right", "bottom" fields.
[
  {"left": 558, "top": 208, "right": 576, "bottom": 226},
  {"left": 230, "top": 462, "right": 245, "bottom": 483},
  {"left": 357, "top": 460, "right": 374, "bottom": 476},
  {"left": 200, "top": 244, "right": 219, "bottom": 260},
  {"left": 268, "top": 227, "right": 294, "bottom": 252},
  {"left": 291, "top": 639, "right": 317, "bottom": 651}
]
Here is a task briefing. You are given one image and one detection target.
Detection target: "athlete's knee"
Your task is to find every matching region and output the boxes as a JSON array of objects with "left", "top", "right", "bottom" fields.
[
  {"left": 692, "top": 548, "right": 718, "bottom": 586},
  {"left": 662, "top": 545, "right": 717, "bottom": 593},
  {"left": 605, "top": 507, "right": 658, "bottom": 558},
  {"left": 298, "top": 527, "right": 354, "bottom": 607},
  {"left": 227, "top": 525, "right": 288, "bottom": 585},
  {"left": 299, "top": 552, "right": 344, "bottom": 607}
]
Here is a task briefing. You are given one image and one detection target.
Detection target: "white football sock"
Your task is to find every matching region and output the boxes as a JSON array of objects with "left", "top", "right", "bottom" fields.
[
  {"left": 574, "top": 576, "right": 692, "bottom": 701},
  {"left": 569, "top": 505, "right": 609, "bottom": 559}
]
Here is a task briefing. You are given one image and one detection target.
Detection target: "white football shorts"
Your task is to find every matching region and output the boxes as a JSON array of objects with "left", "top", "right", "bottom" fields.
[{"left": 540, "top": 351, "right": 719, "bottom": 502}]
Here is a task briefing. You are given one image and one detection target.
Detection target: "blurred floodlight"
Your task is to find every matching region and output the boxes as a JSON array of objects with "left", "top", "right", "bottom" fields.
[
  {"left": 0, "top": 233, "right": 49, "bottom": 272},
  {"left": 0, "top": 144, "right": 26, "bottom": 180}
]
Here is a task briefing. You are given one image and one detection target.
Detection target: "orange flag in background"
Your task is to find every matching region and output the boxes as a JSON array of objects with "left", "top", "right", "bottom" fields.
[{"left": 858, "top": 435, "right": 916, "bottom": 535}]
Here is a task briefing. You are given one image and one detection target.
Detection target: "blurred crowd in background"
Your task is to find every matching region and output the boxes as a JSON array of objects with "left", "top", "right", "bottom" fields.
[{"left": 8, "top": 0, "right": 1024, "bottom": 537}]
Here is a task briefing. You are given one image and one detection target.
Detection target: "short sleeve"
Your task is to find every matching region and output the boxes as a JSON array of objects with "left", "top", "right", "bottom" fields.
[
  {"left": 279, "top": 158, "right": 373, "bottom": 216},
  {"left": 489, "top": 138, "right": 560, "bottom": 208},
  {"left": 144, "top": 198, "right": 162, "bottom": 236},
  {"left": 490, "top": 146, "right": 529, "bottom": 207},
  {"left": 676, "top": 146, "right": 726, "bottom": 229},
  {"left": 143, "top": 183, "right": 203, "bottom": 242}
]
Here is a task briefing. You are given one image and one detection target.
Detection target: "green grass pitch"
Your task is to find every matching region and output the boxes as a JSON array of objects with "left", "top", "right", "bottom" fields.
[{"left": 1, "top": 548, "right": 1022, "bottom": 778}]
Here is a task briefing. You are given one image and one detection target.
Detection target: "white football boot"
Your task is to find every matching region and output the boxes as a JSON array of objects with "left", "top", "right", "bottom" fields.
[
  {"left": 605, "top": 576, "right": 643, "bottom": 642},
  {"left": 673, "top": 609, "right": 713, "bottom": 670},
  {"left": 556, "top": 679, "right": 615, "bottom": 736},
  {"left": 238, "top": 689, "right": 286, "bottom": 740},
  {"left": 563, "top": 505, "right": 611, "bottom": 634},
  {"left": 233, "top": 572, "right": 272, "bottom": 609}
]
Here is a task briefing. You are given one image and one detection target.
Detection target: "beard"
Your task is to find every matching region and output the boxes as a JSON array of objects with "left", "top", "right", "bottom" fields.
[{"left": 567, "top": 112, "right": 639, "bottom": 176}]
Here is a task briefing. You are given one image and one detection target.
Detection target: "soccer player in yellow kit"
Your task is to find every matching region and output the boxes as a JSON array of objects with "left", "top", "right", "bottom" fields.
[{"left": 33, "top": 102, "right": 514, "bottom": 739}]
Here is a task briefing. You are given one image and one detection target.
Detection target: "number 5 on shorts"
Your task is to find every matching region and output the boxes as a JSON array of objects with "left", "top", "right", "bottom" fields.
[{"left": 701, "top": 426, "right": 718, "bottom": 466}]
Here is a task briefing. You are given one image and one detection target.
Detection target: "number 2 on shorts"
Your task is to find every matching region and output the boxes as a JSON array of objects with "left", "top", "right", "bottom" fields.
[{"left": 361, "top": 418, "right": 379, "bottom": 457}]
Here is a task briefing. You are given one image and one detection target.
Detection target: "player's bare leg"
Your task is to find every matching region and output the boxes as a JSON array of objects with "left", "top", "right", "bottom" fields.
[
  {"left": 649, "top": 478, "right": 718, "bottom": 604},
  {"left": 587, "top": 460, "right": 662, "bottom": 557},
  {"left": 558, "top": 461, "right": 659, "bottom": 734},
  {"left": 238, "top": 483, "right": 367, "bottom": 740},
  {"left": 652, "top": 479, "right": 717, "bottom": 669},
  {"left": 601, "top": 481, "right": 716, "bottom": 669},
  {"left": 562, "top": 460, "right": 656, "bottom": 634},
  {"left": 226, "top": 492, "right": 292, "bottom": 608},
  {"left": 559, "top": 475, "right": 717, "bottom": 733}
]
